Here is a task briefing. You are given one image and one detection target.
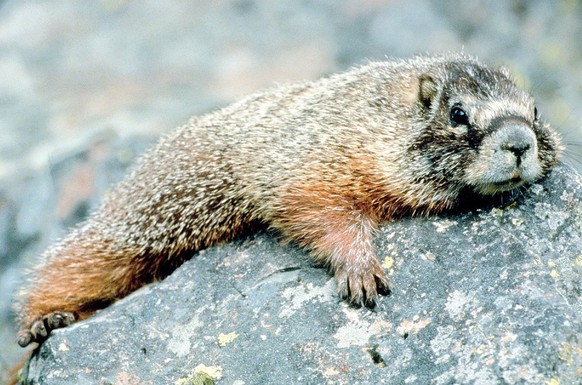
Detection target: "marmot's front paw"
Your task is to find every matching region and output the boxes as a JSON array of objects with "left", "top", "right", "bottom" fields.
[
  {"left": 17, "top": 312, "right": 76, "bottom": 347},
  {"left": 335, "top": 261, "right": 391, "bottom": 308}
]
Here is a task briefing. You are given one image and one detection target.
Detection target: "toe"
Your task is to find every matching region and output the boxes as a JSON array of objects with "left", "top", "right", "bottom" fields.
[
  {"left": 17, "top": 330, "right": 33, "bottom": 347},
  {"left": 47, "top": 313, "right": 63, "bottom": 329},
  {"left": 363, "top": 276, "right": 379, "bottom": 308},
  {"left": 335, "top": 269, "right": 350, "bottom": 300},
  {"left": 32, "top": 319, "right": 48, "bottom": 339},
  {"left": 61, "top": 312, "right": 75, "bottom": 326},
  {"left": 46, "top": 312, "right": 75, "bottom": 329},
  {"left": 347, "top": 274, "right": 365, "bottom": 307}
]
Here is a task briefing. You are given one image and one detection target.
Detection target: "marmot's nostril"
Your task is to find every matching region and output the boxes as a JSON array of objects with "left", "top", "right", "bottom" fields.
[{"left": 502, "top": 142, "right": 530, "bottom": 158}]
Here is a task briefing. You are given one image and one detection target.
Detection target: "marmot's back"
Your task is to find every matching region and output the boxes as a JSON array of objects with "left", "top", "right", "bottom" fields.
[{"left": 15, "top": 53, "right": 561, "bottom": 348}]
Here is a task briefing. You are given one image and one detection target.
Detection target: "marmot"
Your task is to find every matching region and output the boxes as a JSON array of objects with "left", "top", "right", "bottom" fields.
[{"left": 15, "top": 53, "right": 561, "bottom": 347}]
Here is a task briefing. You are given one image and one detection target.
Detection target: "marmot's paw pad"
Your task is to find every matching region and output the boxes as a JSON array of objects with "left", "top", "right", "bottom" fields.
[
  {"left": 335, "top": 263, "right": 391, "bottom": 308},
  {"left": 17, "top": 312, "right": 76, "bottom": 347}
]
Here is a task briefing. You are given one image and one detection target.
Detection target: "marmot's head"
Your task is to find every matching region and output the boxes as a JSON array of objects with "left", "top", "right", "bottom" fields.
[{"left": 408, "top": 56, "right": 561, "bottom": 197}]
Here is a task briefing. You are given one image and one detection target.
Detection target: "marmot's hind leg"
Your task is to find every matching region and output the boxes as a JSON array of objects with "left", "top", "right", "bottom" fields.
[{"left": 15, "top": 229, "right": 148, "bottom": 346}]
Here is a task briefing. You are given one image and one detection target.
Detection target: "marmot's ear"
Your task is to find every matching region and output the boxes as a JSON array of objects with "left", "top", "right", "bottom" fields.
[{"left": 419, "top": 74, "right": 437, "bottom": 109}]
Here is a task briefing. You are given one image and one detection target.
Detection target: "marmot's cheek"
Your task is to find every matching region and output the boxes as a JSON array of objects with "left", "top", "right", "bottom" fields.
[{"left": 538, "top": 124, "right": 563, "bottom": 169}]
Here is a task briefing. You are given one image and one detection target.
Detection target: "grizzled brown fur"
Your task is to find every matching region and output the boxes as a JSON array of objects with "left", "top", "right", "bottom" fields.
[{"left": 15, "top": 53, "right": 561, "bottom": 347}]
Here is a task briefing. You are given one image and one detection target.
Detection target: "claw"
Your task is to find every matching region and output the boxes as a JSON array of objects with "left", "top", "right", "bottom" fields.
[
  {"left": 375, "top": 275, "right": 391, "bottom": 296},
  {"left": 17, "top": 312, "right": 77, "bottom": 347},
  {"left": 334, "top": 260, "right": 391, "bottom": 308}
]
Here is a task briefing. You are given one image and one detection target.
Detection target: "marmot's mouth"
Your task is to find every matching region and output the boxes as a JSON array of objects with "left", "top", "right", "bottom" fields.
[
  {"left": 493, "top": 176, "right": 523, "bottom": 187},
  {"left": 487, "top": 177, "right": 524, "bottom": 192},
  {"left": 487, "top": 168, "right": 526, "bottom": 191},
  {"left": 473, "top": 177, "right": 525, "bottom": 195}
]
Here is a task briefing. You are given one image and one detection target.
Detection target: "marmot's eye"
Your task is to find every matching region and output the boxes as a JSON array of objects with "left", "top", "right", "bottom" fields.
[
  {"left": 534, "top": 106, "right": 538, "bottom": 121},
  {"left": 450, "top": 106, "right": 469, "bottom": 126}
]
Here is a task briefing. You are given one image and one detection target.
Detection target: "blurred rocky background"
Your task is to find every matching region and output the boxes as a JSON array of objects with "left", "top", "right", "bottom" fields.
[{"left": 1, "top": 0, "right": 581, "bottom": 380}]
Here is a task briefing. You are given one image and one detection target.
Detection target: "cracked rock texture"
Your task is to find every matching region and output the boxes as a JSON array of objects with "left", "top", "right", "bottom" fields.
[{"left": 20, "top": 163, "right": 582, "bottom": 385}]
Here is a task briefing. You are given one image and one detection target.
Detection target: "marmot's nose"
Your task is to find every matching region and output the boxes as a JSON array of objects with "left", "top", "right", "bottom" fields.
[{"left": 497, "top": 124, "right": 536, "bottom": 164}]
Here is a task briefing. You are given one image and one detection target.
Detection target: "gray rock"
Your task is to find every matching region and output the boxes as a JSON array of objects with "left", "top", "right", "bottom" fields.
[{"left": 21, "top": 163, "right": 582, "bottom": 385}]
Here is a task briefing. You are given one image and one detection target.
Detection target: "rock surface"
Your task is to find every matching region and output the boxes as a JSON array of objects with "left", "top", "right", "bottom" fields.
[{"left": 20, "top": 164, "right": 582, "bottom": 385}]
